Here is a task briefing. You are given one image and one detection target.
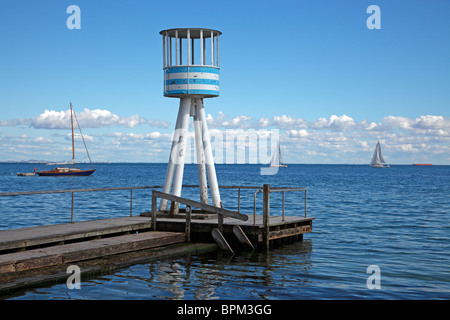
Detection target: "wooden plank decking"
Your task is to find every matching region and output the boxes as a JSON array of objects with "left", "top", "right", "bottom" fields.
[
  {"left": 0, "top": 185, "right": 313, "bottom": 295},
  {"left": 0, "top": 231, "right": 184, "bottom": 274},
  {"left": 0, "top": 216, "right": 153, "bottom": 252},
  {"left": 152, "top": 213, "right": 314, "bottom": 243},
  {"left": 0, "top": 216, "right": 180, "bottom": 275},
  {"left": 0, "top": 212, "right": 313, "bottom": 275}
]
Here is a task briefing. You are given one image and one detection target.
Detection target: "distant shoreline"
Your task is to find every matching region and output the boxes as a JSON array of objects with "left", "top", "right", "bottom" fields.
[{"left": 0, "top": 161, "right": 447, "bottom": 166}]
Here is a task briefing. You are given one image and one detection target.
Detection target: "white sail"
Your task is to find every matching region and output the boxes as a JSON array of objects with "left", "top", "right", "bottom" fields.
[
  {"left": 270, "top": 143, "right": 279, "bottom": 167},
  {"left": 370, "top": 141, "right": 389, "bottom": 168},
  {"left": 270, "top": 142, "right": 287, "bottom": 168},
  {"left": 278, "top": 143, "right": 284, "bottom": 164}
]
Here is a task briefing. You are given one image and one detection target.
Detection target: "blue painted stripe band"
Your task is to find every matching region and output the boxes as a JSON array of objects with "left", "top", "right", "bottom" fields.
[
  {"left": 187, "top": 89, "right": 219, "bottom": 95},
  {"left": 165, "top": 79, "right": 219, "bottom": 85},
  {"left": 165, "top": 66, "right": 220, "bottom": 74},
  {"left": 165, "top": 89, "right": 219, "bottom": 96}
]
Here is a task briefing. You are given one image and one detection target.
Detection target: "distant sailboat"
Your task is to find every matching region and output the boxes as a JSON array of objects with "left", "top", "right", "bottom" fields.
[
  {"left": 36, "top": 103, "right": 96, "bottom": 176},
  {"left": 370, "top": 141, "right": 390, "bottom": 168},
  {"left": 270, "top": 142, "right": 288, "bottom": 168}
]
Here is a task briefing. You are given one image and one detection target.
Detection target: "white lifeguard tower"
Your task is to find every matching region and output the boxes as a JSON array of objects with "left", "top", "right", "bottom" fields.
[{"left": 159, "top": 28, "right": 222, "bottom": 213}]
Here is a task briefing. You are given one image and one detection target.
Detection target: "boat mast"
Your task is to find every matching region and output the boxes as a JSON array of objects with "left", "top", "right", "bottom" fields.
[
  {"left": 70, "top": 103, "right": 75, "bottom": 168},
  {"left": 73, "top": 107, "right": 95, "bottom": 168}
]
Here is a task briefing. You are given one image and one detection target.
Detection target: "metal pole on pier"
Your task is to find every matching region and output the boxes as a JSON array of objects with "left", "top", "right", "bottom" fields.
[{"left": 263, "top": 184, "right": 270, "bottom": 249}]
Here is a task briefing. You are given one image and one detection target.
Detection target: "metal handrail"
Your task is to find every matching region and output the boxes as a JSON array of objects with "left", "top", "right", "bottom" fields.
[
  {"left": 252, "top": 187, "right": 307, "bottom": 226},
  {"left": 151, "top": 190, "right": 248, "bottom": 237},
  {"left": 0, "top": 184, "right": 307, "bottom": 224},
  {"left": 0, "top": 185, "right": 162, "bottom": 223},
  {"left": 152, "top": 190, "right": 248, "bottom": 221}
]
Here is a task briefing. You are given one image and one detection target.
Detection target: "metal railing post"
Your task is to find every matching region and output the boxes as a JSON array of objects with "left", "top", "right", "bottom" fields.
[
  {"left": 185, "top": 205, "right": 191, "bottom": 242},
  {"left": 130, "top": 189, "right": 133, "bottom": 217},
  {"left": 152, "top": 191, "right": 157, "bottom": 231},
  {"left": 253, "top": 191, "right": 256, "bottom": 225},
  {"left": 71, "top": 192, "right": 74, "bottom": 223},
  {"left": 305, "top": 189, "right": 307, "bottom": 218},
  {"left": 218, "top": 203, "right": 224, "bottom": 233},
  {"left": 263, "top": 184, "right": 270, "bottom": 249},
  {"left": 238, "top": 187, "right": 241, "bottom": 213}
]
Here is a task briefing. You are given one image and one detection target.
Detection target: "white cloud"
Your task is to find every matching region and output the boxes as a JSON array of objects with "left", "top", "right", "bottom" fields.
[
  {"left": 370, "top": 115, "right": 450, "bottom": 138},
  {"left": 206, "top": 111, "right": 226, "bottom": 128},
  {"left": 287, "top": 129, "right": 309, "bottom": 137},
  {"left": 259, "top": 118, "right": 270, "bottom": 127},
  {"left": 147, "top": 132, "right": 162, "bottom": 139},
  {"left": 270, "top": 115, "right": 307, "bottom": 129},
  {"left": 73, "top": 133, "right": 94, "bottom": 142},
  {"left": 1, "top": 110, "right": 449, "bottom": 164},
  {"left": 311, "top": 114, "right": 355, "bottom": 131},
  {"left": 396, "top": 144, "right": 417, "bottom": 152},
  {"left": 0, "top": 108, "right": 169, "bottom": 129},
  {"left": 357, "top": 140, "right": 370, "bottom": 151},
  {"left": 33, "top": 136, "right": 47, "bottom": 143},
  {"left": 32, "top": 110, "right": 70, "bottom": 129},
  {"left": 222, "top": 115, "right": 252, "bottom": 128},
  {"left": 412, "top": 115, "right": 448, "bottom": 129}
]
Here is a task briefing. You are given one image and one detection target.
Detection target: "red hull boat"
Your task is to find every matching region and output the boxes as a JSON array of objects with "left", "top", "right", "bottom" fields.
[{"left": 36, "top": 103, "right": 95, "bottom": 177}]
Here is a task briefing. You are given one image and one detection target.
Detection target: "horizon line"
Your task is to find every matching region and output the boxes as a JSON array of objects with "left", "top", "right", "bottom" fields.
[{"left": 1, "top": 161, "right": 447, "bottom": 166}]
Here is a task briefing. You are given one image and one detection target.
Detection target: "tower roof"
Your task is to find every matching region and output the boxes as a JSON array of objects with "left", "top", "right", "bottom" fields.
[{"left": 160, "top": 28, "right": 222, "bottom": 39}]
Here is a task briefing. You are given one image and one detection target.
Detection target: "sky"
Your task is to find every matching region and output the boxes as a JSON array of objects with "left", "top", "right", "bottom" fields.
[{"left": 0, "top": 0, "right": 449, "bottom": 164}]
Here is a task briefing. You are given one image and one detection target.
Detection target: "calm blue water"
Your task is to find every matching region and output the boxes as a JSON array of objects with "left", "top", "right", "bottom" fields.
[{"left": 1, "top": 163, "right": 449, "bottom": 299}]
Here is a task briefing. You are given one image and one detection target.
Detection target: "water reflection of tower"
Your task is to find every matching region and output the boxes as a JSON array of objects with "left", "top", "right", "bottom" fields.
[{"left": 159, "top": 28, "right": 222, "bottom": 213}]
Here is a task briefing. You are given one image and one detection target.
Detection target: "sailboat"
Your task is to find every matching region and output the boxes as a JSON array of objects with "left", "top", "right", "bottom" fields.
[
  {"left": 270, "top": 142, "right": 288, "bottom": 168},
  {"left": 370, "top": 141, "right": 390, "bottom": 168},
  {"left": 36, "top": 103, "right": 96, "bottom": 176}
]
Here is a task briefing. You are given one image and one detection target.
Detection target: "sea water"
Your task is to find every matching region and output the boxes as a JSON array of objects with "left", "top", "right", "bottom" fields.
[{"left": 0, "top": 163, "right": 449, "bottom": 299}]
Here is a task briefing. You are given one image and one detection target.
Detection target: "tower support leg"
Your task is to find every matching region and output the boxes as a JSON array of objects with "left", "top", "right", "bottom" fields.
[
  {"left": 171, "top": 98, "right": 192, "bottom": 213},
  {"left": 193, "top": 100, "right": 209, "bottom": 204},
  {"left": 160, "top": 100, "right": 184, "bottom": 211},
  {"left": 160, "top": 97, "right": 221, "bottom": 215},
  {"left": 196, "top": 98, "right": 221, "bottom": 208}
]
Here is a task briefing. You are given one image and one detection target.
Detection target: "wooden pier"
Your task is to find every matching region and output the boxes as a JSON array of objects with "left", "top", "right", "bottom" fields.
[
  {"left": 153, "top": 214, "right": 313, "bottom": 250},
  {"left": 0, "top": 184, "right": 313, "bottom": 295},
  {"left": 143, "top": 185, "right": 313, "bottom": 251},
  {"left": 0, "top": 210, "right": 313, "bottom": 275},
  {"left": 0, "top": 217, "right": 182, "bottom": 274}
]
